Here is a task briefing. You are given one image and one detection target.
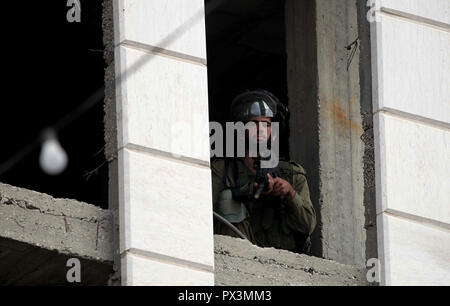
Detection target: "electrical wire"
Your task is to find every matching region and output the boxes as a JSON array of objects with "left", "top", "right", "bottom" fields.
[{"left": 213, "top": 211, "right": 248, "bottom": 241}]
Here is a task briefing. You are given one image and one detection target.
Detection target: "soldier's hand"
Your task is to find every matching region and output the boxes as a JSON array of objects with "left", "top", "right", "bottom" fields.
[
  {"left": 272, "top": 177, "right": 296, "bottom": 200},
  {"left": 253, "top": 173, "right": 275, "bottom": 196}
]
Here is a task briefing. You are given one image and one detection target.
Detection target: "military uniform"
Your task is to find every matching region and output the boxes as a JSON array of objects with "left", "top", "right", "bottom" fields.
[{"left": 212, "top": 157, "right": 316, "bottom": 254}]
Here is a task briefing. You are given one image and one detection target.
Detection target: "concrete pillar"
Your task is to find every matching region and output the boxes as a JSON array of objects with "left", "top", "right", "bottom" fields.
[
  {"left": 287, "top": 0, "right": 368, "bottom": 267},
  {"left": 112, "top": 0, "right": 214, "bottom": 285},
  {"left": 315, "top": 0, "right": 366, "bottom": 267},
  {"left": 371, "top": 0, "right": 450, "bottom": 285}
]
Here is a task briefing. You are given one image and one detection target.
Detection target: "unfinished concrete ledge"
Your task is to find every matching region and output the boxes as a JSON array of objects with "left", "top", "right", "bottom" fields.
[
  {"left": 1, "top": 181, "right": 367, "bottom": 285},
  {"left": 0, "top": 183, "right": 114, "bottom": 285},
  {"left": 214, "top": 235, "right": 367, "bottom": 286}
]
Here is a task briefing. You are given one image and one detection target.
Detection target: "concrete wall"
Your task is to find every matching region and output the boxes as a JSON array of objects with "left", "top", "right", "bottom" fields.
[
  {"left": 371, "top": 0, "right": 450, "bottom": 285},
  {"left": 357, "top": 0, "right": 378, "bottom": 270},
  {"left": 103, "top": 0, "right": 121, "bottom": 285},
  {"left": 112, "top": 0, "right": 214, "bottom": 285},
  {"left": 0, "top": 183, "right": 113, "bottom": 262},
  {"left": 285, "top": 0, "right": 322, "bottom": 260},
  {"left": 287, "top": 0, "right": 372, "bottom": 267},
  {"left": 0, "top": 182, "right": 113, "bottom": 285},
  {"left": 215, "top": 235, "right": 366, "bottom": 286},
  {"left": 315, "top": 0, "right": 367, "bottom": 268}
]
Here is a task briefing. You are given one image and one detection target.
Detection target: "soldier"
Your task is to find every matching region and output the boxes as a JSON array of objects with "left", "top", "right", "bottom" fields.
[{"left": 211, "top": 89, "right": 316, "bottom": 254}]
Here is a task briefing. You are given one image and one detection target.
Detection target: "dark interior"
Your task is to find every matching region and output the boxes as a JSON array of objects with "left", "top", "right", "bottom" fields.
[
  {"left": 205, "top": 0, "right": 289, "bottom": 158},
  {"left": 0, "top": 1, "right": 108, "bottom": 208}
]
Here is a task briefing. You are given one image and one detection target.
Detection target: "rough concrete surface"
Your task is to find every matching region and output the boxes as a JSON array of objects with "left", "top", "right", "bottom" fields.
[
  {"left": 314, "top": 0, "right": 367, "bottom": 267},
  {"left": 103, "top": 0, "right": 117, "bottom": 163},
  {"left": 0, "top": 182, "right": 113, "bottom": 263},
  {"left": 102, "top": 0, "right": 121, "bottom": 286},
  {"left": 0, "top": 237, "right": 112, "bottom": 285},
  {"left": 214, "top": 235, "right": 367, "bottom": 286},
  {"left": 356, "top": 0, "right": 378, "bottom": 266},
  {"left": 286, "top": 0, "right": 376, "bottom": 268}
]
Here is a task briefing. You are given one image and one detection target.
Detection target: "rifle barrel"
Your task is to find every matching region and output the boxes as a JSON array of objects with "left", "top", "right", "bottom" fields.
[{"left": 254, "top": 183, "right": 265, "bottom": 199}]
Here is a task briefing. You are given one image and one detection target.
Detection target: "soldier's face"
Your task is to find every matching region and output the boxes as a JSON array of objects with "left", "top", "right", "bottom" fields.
[{"left": 247, "top": 116, "right": 272, "bottom": 144}]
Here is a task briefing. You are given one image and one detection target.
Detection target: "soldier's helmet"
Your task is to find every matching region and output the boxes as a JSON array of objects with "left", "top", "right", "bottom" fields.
[{"left": 229, "top": 89, "right": 289, "bottom": 130}]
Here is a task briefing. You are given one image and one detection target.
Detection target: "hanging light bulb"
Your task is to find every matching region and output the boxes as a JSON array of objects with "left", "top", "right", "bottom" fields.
[{"left": 39, "top": 130, "right": 68, "bottom": 176}]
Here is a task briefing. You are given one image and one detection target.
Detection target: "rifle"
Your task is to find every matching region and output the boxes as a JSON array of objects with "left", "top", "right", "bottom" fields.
[{"left": 253, "top": 158, "right": 281, "bottom": 200}]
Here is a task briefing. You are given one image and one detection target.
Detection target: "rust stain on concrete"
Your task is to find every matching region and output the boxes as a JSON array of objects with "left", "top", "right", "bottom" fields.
[{"left": 324, "top": 99, "right": 362, "bottom": 133}]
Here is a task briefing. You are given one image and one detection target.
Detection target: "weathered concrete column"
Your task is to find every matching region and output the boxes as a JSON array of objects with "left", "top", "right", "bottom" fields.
[
  {"left": 112, "top": 0, "right": 214, "bottom": 285},
  {"left": 287, "top": 0, "right": 368, "bottom": 267},
  {"left": 371, "top": 0, "right": 450, "bottom": 285},
  {"left": 315, "top": 0, "right": 366, "bottom": 267}
]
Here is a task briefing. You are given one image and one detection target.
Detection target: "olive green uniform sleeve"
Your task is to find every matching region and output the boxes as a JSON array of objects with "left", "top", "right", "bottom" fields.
[{"left": 285, "top": 171, "right": 316, "bottom": 236}]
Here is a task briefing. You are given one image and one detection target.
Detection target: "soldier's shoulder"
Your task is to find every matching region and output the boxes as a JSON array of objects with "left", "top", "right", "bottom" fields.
[
  {"left": 290, "top": 161, "right": 307, "bottom": 175},
  {"left": 210, "top": 158, "right": 226, "bottom": 180},
  {"left": 211, "top": 157, "right": 225, "bottom": 168},
  {"left": 279, "top": 159, "right": 307, "bottom": 176},
  {"left": 211, "top": 157, "right": 225, "bottom": 164},
  {"left": 211, "top": 158, "right": 236, "bottom": 173}
]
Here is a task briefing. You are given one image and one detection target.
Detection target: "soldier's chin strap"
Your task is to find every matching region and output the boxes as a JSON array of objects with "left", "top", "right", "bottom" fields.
[{"left": 213, "top": 211, "right": 248, "bottom": 241}]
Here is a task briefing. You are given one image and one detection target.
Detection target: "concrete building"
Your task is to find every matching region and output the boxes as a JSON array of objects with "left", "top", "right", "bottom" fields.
[{"left": 0, "top": 0, "right": 448, "bottom": 286}]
